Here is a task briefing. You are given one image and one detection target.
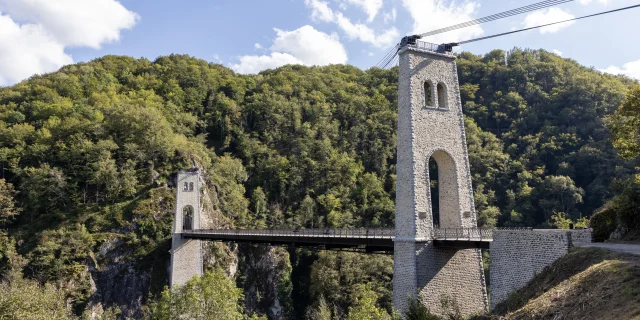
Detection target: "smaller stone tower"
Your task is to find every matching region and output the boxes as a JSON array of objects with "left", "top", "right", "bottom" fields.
[{"left": 170, "top": 168, "right": 203, "bottom": 287}]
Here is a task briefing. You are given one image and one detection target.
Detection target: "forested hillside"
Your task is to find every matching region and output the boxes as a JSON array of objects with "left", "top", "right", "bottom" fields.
[{"left": 0, "top": 49, "right": 637, "bottom": 319}]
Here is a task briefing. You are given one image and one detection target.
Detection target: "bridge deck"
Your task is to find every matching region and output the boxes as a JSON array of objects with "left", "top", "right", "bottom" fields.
[{"left": 181, "top": 228, "right": 494, "bottom": 252}]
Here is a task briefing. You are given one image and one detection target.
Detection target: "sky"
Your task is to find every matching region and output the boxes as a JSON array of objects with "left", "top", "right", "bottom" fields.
[{"left": 0, "top": 0, "right": 639, "bottom": 86}]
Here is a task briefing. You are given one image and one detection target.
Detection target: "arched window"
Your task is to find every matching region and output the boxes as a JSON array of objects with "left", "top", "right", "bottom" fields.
[
  {"left": 437, "top": 83, "right": 447, "bottom": 109},
  {"left": 424, "top": 81, "right": 433, "bottom": 106},
  {"left": 183, "top": 182, "right": 189, "bottom": 191},
  {"left": 183, "top": 206, "right": 194, "bottom": 231},
  {"left": 427, "top": 151, "right": 459, "bottom": 228},
  {"left": 429, "top": 157, "right": 440, "bottom": 227},
  {"left": 189, "top": 182, "right": 194, "bottom": 192}
]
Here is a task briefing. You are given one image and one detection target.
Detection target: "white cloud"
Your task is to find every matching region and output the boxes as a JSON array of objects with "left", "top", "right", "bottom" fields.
[
  {"left": 0, "top": 0, "right": 138, "bottom": 48},
  {"left": 522, "top": 8, "right": 575, "bottom": 34},
  {"left": 552, "top": 49, "right": 563, "bottom": 56},
  {"left": 305, "top": 0, "right": 399, "bottom": 48},
  {"left": 383, "top": 8, "right": 397, "bottom": 24},
  {"left": 231, "top": 53, "right": 302, "bottom": 74},
  {"left": 401, "top": 0, "right": 483, "bottom": 43},
  {"left": 254, "top": 43, "right": 263, "bottom": 49},
  {"left": 341, "top": 0, "right": 383, "bottom": 22},
  {"left": 271, "top": 27, "right": 347, "bottom": 65},
  {"left": 578, "top": 0, "right": 610, "bottom": 5},
  {"left": 0, "top": 0, "right": 138, "bottom": 86},
  {"left": 0, "top": 14, "right": 73, "bottom": 85},
  {"left": 231, "top": 25, "right": 347, "bottom": 74},
  {"left": 213, "top": 54, "right": 223, "bottom": 63},
  {"left": 335, "top": 12, "right": 399, "bottom": 48},
  {"left": 601, "top": 59, "right": 640, "bottom": 79},
  {"left": 306, "top": 0, "right": 335, "bottom": 22}
]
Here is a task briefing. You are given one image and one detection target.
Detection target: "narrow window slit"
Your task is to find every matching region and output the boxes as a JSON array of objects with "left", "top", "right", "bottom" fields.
[
  {"left": 437, "top": 83, "right": 447, "bottom": 109},
  {"left": 424, "top": 81, "right": 433, "bottom": 106}
]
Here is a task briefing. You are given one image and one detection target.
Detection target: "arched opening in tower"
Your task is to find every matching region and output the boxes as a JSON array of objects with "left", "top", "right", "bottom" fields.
[
  {"left": 183, "top": 205, "right": 194, "bottom": 231},
  {"left": 428, "top": 151, "right": 459, "bottom": 228},
  {"left": 429, "top": 157, "right": 440, "bottom": 227}
]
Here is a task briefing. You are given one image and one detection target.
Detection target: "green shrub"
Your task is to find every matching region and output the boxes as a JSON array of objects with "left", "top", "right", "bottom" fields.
[
  {"left": 403, "top": 298, "right": 441, "bottom": 320},
  {"left": 615, "top": 178, "right": 640, "bottom": 231},
  {"left": 590, "top": 207, "right": 617, "bottom": 242},
  {"left": 592, "top": 177, "right": 640, "bottom": 242},
  {"left": 148, "top": 268, "right": 265, "bottom": 320}
]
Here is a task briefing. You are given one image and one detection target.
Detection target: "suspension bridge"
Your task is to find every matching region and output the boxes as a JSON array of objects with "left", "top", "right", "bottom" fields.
[
  {"left": 181, "top": 227, "right": 499, "bottom": 253},
  {"left": 167, "top": 0, "right": 629, "bottom": 316}
]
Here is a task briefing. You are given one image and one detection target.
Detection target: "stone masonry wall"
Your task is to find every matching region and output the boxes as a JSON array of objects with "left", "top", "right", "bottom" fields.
[
  {"left": 392, "top": 241, "right": 419, "bottom": 312},
  {"left": 416, "top": 244, "right": 488, "bottom": 316},
  {"left": 489, "top": 230, "right": 572, "bottom": 309},
  {"left": 569, "top": 229, "right": 593, "bottom": 243}
]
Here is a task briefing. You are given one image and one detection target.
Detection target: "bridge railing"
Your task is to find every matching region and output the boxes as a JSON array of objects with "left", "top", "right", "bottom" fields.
[
  {"left": 432, "top": 227, "right": 531, "bottom": 241},
  {"left": 413, "top": 40, "right": 442, "bottom": 52},
  {"left": 189, "top": 228, "right": 395, "bottom": 239},
  {"left": 187, "top": 227, "right": 532, "bottom": 241}
]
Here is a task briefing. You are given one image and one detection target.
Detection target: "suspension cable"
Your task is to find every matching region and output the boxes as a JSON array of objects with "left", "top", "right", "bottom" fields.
[
  {"left": 455, "top": 3, "right": 640, "bottom": 45},
  {"left": 376, "top": 43, "right": 400, "bottom": 69},
  {"left": 377, "top": 0, "right": 576, "bottom": 69},
  {"left": 375, "top": 45, "right": 397, "bottom": 68},
  {"left": 419, "top": 0, "right": 575, "bottom": 38}
]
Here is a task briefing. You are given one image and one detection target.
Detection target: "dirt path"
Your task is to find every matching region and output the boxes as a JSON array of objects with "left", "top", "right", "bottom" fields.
[{"left": 575, "top": 242, "right": 640, "bottom": 256}]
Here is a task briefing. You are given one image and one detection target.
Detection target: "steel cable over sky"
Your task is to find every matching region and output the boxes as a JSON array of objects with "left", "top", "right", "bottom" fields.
[
  {"left": 376, "top": 43, "right": 400, "bottom": 69},
  {"left": 376, "top": 0, "right": 576, "bottom": 69},
  {"left": 418, "top": 0, "right": 575, "bottom": 38},
  {"left": 378, "top": 2, "right": 640, "bottom": 69},
  {"left": 455, "top": 3, "right": 640, "bottom": 45}
]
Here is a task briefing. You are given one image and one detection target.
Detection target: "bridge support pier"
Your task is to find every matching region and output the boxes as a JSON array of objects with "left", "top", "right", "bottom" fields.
[
  {"left": 393, "top": 41, "right": 487, "bottom": 317},
  {"left": 394, "top": 241, "right": 486, "bottom": 316}
]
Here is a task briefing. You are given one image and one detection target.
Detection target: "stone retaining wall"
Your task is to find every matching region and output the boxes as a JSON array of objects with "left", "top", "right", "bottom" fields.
[
  {"left": 489, "top": 230, "right": 571, "bottom": 309},
  {"left": 568, "top": 229, "right": 593, "bottom": 243}
]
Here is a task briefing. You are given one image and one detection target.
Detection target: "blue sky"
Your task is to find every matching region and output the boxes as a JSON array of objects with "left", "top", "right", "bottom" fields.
[{"left": 1, "top": 0, "right": 639, "bottom": 86}]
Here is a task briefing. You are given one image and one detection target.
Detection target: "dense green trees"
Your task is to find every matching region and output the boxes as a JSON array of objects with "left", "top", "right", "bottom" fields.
[
  {"left": 0, "top": 232, "right": 75, "bottom": 319},
  {"left": 457, "top": 49, "right": 634, "bottom": 227},
  {"left": 0, "top": 49, "right": 636, "bottom": 318},
  {"left": 150, "top": 269, "right": 265, "bottom": 320},
  {"left": 0, "top": 179, "right": 20, "bottom": 224},
  {"left": 609, "top": 85, "right": 640, "bottom": 163},
  {"left": 591, "top": 84, "right": 640, "bottom": 239},
  {"left": 308, "top": 251, "right": 393, "bottom": 317}
]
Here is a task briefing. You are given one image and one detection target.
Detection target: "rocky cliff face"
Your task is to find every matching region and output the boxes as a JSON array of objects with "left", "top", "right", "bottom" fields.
[
  {"left": 201, "top": 241, "right": 292, "bottom": 320},
  {"left": 82, "top": 171, "right": 292, "bottom": 319},
  {"left": 237, "top": 244, "right": 292, "bottom": 320},
  {"left": 199, "top": 171, "right": 293, "bottom": 319},
  {"left": 85, "top": 237, "right": 158, "bottom": 319}
]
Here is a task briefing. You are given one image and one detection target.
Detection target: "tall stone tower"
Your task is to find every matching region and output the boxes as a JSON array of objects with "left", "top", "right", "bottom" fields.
[
  {"left": 392, "top": 38, "right": 487, "bottom": 316},
  {"left": 170, "top": 168, "right": 203, "bottom": 287}
]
